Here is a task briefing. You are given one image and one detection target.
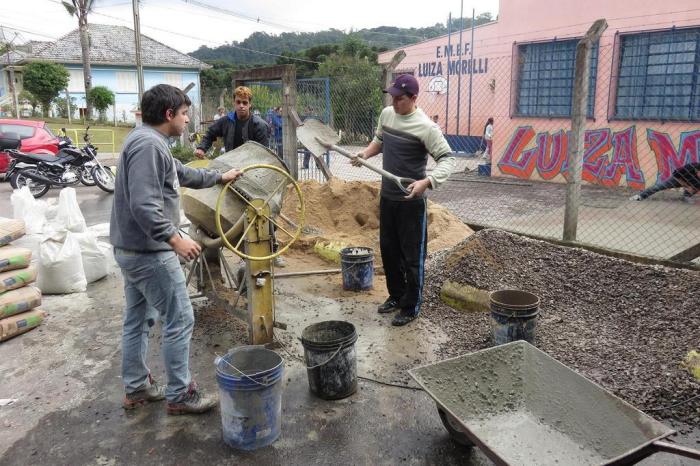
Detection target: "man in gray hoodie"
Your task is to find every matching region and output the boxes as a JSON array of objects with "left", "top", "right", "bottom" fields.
[{"left": 110, "top": 84, "right": 242, "bottom": 415}]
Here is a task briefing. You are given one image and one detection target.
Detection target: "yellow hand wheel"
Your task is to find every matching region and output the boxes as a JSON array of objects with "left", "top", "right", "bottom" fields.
[{"left": 214, "top": 164, "right": 305, "bottom": 261}]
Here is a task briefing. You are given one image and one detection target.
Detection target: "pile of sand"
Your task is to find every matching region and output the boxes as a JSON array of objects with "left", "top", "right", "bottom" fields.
[{"left": 281, "top": 179, "right": 473, "bottom": 258}]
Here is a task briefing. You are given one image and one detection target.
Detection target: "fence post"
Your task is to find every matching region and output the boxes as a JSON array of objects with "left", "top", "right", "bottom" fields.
[
  {"left": 563, "top": 19, "right": 607, "bottom": 242},
  {"left": 281, "top": 66, "right": 298, "bottom": 180},
  {"left": 382, "top": 51, "right": 406, "bottom": 108}
]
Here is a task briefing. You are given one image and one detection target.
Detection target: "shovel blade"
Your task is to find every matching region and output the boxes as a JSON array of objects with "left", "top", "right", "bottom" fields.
[{"left": 297, "top": 119, "right": 340, "bottom": 157}]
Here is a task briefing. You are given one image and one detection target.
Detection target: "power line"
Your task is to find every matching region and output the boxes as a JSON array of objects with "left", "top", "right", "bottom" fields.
[
  {"left": 179, "top": 0, "right": 305, "bottom": 33},
  {"left": 88, "top": 9, "right": 322, "bottom": 64},
  {"left": 0, "top": 24, "right": 60, "bottom": 41},
  {"left": 42, "top": 0, "right": 322, "bottom": 64}
]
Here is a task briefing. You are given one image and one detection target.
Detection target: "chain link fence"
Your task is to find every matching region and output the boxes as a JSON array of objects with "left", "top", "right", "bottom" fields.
[{"left": 198, "top": 23, "right": 699, "bottom": 264}]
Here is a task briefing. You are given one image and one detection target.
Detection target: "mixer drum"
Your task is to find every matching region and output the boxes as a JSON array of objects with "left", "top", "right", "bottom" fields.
[{"left": 182, "top": 141, "right": 289, "bottom": 238}]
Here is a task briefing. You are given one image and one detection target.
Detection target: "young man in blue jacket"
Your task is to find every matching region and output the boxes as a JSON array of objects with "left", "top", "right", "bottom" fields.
[{"left": 111, "top": 84, "right": 242, "bottom": 415}]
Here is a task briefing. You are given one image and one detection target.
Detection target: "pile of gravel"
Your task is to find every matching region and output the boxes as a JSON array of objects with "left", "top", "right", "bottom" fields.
[{"left": 422, "top": 229, "right": 700, "bottom": 425}]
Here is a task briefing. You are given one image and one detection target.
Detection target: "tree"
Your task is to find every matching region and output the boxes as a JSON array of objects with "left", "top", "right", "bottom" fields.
[
  {"left": 22, "top": 62, "right": 70, "bottom": 115},
  {"left": 54, "top": 95, "right": 77, "bottom": 119},
  {"left": 87, "top": 86, "right": 115, "bottom": 121},
  {"left": 62, "top": 0, "right": 95, "bottom": 119},
  {"left": 18, "top": 90, "right": 40, "bottom": 116},
  {"left": 316, "top": 53, "right": 383, "bottom": 143}
]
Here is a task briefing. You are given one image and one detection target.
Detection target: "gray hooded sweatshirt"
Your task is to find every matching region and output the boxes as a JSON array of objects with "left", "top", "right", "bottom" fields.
[{"left": 110, "top": 125, "right": 221, "bottom": 252}]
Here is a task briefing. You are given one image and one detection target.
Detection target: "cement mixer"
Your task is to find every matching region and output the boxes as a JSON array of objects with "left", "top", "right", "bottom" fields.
[{"left": 181, "top": 141, "right": 305, "bottom": 344}]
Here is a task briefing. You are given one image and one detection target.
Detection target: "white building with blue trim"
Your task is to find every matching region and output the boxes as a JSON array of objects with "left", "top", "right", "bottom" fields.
[{"left": 2, "top": 24, "right": 209, "bottom": 123}]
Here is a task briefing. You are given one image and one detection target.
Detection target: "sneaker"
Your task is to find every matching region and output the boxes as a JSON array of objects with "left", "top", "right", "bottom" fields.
[
  {"left": 123, "top": 374, "right": 166, "bottom": 410},
  {"left": 377, "top": 297, "right": 399, "bottom": 314},
  {"left": 273, "top": 256, "right": 286, "bottom": 268},
  {"left": 629, "top": 194, "right": 642, "bottom": 201},
  {"left": 391, "top": 309, "right": 419, "bottom": 326},
  {"left": 680, "top": 195, "right": 694, "bottom": 204},
  {"left": 167, "top": 383, "right": 218, "bottom": 415}
]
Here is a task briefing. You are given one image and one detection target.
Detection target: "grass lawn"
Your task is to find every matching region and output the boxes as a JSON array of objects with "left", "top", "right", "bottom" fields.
[{"left": 44, "top": 118, "right": 133, "bottom": 153}]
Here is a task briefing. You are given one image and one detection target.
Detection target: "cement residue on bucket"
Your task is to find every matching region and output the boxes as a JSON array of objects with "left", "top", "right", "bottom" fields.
[{"left": 281, "top": 179, "right": 474, "bottom": 260}]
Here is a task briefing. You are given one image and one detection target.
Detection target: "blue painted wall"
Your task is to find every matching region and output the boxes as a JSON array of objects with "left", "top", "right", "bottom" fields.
[{"left": 62, "top": 65, "right": 201, "bottom": 122}]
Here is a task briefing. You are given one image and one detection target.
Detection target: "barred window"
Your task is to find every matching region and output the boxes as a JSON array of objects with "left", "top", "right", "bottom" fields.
[
  {"left": 116, "top": 71, "right": 137, "bottom": 93},
  {"left": 515, "top": 39, "right": 597, "bottom": 118},
  {"left": 615, "top": 27, "right": 700, "bottom": 121}
]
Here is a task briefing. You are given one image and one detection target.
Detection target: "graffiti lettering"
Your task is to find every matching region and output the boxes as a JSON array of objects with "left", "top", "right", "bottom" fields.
[
  {"left": 498, "top": 126, "right": 646, "bottom": 189},
  {"left": 647, "top": 129, "right": 700, "bottom": 182}
]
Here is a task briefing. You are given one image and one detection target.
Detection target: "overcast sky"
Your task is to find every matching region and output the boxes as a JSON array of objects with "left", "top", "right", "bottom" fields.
[{"left": 1, "top": 0, "right": 499, "bottom": 54}]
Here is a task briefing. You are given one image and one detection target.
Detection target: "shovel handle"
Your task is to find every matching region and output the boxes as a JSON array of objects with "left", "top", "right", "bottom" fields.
[
  {"left": 317, "top": 139, "right": 416, "bottom": 194},
  {"left": 652, "top": 441, "right": 700, "bottom": 461}
]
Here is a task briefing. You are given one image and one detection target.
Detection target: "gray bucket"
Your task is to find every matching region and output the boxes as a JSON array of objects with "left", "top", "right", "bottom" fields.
[{"left": 490, "top": 290, "right": 540, "bottom": 345}]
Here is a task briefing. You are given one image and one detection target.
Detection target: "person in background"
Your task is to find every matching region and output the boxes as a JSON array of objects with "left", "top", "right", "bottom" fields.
[
  {"left": 431, "top": 115, "right": 444, "bottom": 133},
  {"left": 351, "top": 74, "right": 456, "bottom": 327},
  {"left": 630, "top": 162, "right": 700, "bottom": 203},
  {"left": 213, "top": 106, "right": 225, "bottom": 121},
  {"left": 111, "top": 84, "right": 243, "bottom": 415},
  {"left": 271, "top": 107, "right": 283, "bottom": 159},
  {"left": 482, "top": 117, "right": 494, "bottom": 161}
]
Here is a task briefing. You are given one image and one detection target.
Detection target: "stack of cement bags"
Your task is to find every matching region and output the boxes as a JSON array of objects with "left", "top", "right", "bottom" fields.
[{"left": 0, "top": 218, "right": 44, "bottom": 343}]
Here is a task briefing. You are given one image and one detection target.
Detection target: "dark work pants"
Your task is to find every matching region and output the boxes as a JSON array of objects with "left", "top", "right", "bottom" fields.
[
  {"left": 639, "top": 177, "right": 689, "bottom": 199},
  {"left": 379, "top": 196, "right": 428, "bottom": 316}
]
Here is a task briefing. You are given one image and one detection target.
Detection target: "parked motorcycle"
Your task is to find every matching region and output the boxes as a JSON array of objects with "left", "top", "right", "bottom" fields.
[{"left": 5, "top": 126, "right": 115, "bottom": 198}]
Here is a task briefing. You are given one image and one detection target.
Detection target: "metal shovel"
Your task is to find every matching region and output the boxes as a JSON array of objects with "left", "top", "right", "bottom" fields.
[{"left": 297, "top": 119, "right": 416, "bottom": 195}]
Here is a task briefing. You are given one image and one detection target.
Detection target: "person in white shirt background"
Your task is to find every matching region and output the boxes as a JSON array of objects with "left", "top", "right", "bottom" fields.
[{"left": 483, "top": 117, "right": 494, "bottom": 162}]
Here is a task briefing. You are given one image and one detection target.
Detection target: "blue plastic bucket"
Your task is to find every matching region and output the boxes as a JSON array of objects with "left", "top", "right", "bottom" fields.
[
  {"left": 490, "top": 290, "right": 539, "bottom": 345},
  {"left": 340, "top": 247, "right": 374, "bottom": 291},
  {"left": 215, "top": 346, "right": 284, "bottom": 450}
]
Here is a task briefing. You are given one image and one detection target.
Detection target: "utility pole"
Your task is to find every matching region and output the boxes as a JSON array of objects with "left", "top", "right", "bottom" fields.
[
  {"left": 2, "top": 30, "right": 20, "bottom": 119},
  {"left": 444, "top": 13, "right": 452, "bottom": 131},
  {"left": 467, "top": 8, "right": 475, "bottom": 135},
  {"left": 66, "top": 89, "right": 72, "bottom": 124},
  {"left": 455, "top": 1, "right": 464, "bottom": 135},
  {"left": 563, "top": 19, "right": 607, "bottom": 242},
  {"left": 132, "top": 0, "right": 145, "bottom": 103}
]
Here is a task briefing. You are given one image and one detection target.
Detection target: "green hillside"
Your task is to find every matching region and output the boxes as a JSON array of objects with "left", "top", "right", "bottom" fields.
[{"left": 189, "top": 14, "right": 493, "bottom": 66}]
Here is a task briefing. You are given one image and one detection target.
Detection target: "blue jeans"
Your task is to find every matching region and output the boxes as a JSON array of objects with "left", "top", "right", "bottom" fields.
[{"left": 114, "top": 248, "right": 194, "bottom": 401}]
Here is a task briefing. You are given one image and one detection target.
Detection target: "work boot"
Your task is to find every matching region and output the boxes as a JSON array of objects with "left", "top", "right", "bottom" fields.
[
  {"left": 629, "top": 194, "right": 642, "bottom": 201},
  {"left": 392, "top": 309, "right": 419, "bottom": 326},
  {"left": 274, "top": 256, "right": 286, "bottom": 268},
  {"left": 377, "top": 297, "right": 399, "bottom": 314},
  {"left": 167, "top": 383, "right": 218, "bottom": 415},
  {"left": 123, "top": 374, "right": 166, "bottom": 410}
]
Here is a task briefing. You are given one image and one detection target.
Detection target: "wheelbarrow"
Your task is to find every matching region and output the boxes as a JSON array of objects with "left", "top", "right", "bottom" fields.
[{"left": 409, "top": 341, "right": 700, "bottom": 465}]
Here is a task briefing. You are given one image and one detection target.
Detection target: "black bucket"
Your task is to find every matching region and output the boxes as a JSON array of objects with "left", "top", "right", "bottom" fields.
[
  {"left": 490, "top": 290, "right": 540, "bottom": 345},
  {"left": 301, "top": 320, "right": 358, "bottom": 400}
]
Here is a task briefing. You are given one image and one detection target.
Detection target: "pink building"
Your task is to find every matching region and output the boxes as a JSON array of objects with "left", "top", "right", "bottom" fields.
[{"left": 378, "top": 0, "right": 700, "bottom": 189}]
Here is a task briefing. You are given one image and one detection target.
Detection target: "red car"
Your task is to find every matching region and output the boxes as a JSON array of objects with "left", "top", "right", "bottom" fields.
[{"left": 0, "top": 119, "right": 59, "bottom": 174}]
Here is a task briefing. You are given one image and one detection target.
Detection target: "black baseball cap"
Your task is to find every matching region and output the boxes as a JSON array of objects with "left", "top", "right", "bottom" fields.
[{"left": 384, "top": 74, "right": 419, "bottom": 97}]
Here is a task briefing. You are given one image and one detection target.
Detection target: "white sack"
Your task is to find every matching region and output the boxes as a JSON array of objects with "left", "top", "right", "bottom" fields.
[
  {"left": 56, "top": 188, "right": 86, "bottom": 233},
  {"left": 36, "top": 231, "right": 87, "bottom": 294},
  {"left": 72, "top": 232, "right": 111, "bottom": 283},
  {"left": 10, "top": 186, "right": 47, "bottom": 234}
]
